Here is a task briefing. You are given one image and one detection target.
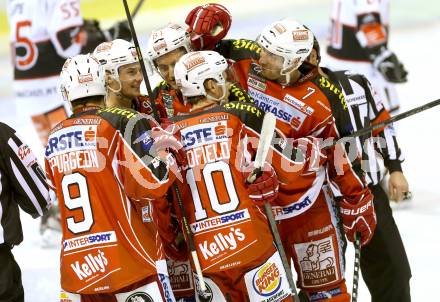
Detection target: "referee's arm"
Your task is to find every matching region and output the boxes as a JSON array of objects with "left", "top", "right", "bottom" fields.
[{"left": 2, "top": 124, "right": 51, "bottom": 218}]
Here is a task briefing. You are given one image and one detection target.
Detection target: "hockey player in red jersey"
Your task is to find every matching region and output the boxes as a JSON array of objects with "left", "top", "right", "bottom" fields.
[
  {"left": 93, "top": 39, "right": 167, "bottom": 118},
  {"left": 94, "top": 37, "right": 195, "bottom": 301},
  {"left": 45, "top": 54, "right": 182, "bottom": 302},
  {"left": 185, "top": 11, "right": 376, "bottom": 300},
  {"left": 146, "top": 23, "right": 194, "bottom": 117},
  {"left": 171, "top": 50, "right": 328, "bottom": 301}
]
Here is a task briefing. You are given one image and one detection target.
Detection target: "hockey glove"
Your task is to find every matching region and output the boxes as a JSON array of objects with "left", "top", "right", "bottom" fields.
[
  {"left": 185, "top": 3, "right": 232, "bottom": 50},
  {"left": 243, "top": 162, "right": 279, "bottom": 205},
  {"left": 104, "top": 21, "right": 132, "bottom": 42},
  {"left": 373, "top": 49, "right": 408, "bottom": 83},
  {"left": 340, "top": 195, "right": 377, "bottom": 246},
  {"left": 150, "top": 125, "right": 187, "bottom": 172}
]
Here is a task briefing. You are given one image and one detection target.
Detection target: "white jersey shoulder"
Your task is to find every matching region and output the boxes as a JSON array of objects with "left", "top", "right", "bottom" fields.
[
  {"left": 7, "top": 0, "right": 83, "bottom": 62},
  {"left": 330, "top": 0, "right": 390, "bottom": 27}
]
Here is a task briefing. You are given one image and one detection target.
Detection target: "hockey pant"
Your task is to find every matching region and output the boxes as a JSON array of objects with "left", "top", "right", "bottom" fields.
[
  {"left": 0, "top": 244, "right": 24, "bottom": 302},
  {"left": 277, "top": 190, "right": 350, "bottom": 302},
  {"left": 59, "top": 273, "right": 175, "bottom": 302},
  {"left": 193, "top": 247, "right": 293, "bottom": 302}
]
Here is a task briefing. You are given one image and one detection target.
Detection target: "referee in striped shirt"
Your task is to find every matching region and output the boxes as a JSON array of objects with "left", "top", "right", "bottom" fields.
[
  {"left": 0, "top": 122, "right": 51, "bottom": 301},
  {"left": 306, "top": 39, "right": 411, "bottom": 302}
]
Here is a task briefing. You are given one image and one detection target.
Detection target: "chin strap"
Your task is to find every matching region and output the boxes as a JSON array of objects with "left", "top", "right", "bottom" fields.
[{"left": 206, "top": 82, "right": 228, "bottom": 104}]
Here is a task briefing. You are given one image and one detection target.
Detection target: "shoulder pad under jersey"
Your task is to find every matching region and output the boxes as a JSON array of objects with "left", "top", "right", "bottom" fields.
[
  {"left": 222, "top": 101, "right": 265, "bottom": 133},
  {"left": 228, "top": 83, "right": 254, "bottom": 104},
  {"left": 97, "top": 106, "right": 153, "bottom": 133},
  {"left": 216, "top": 39, "right": 261, "bottom": 61}
]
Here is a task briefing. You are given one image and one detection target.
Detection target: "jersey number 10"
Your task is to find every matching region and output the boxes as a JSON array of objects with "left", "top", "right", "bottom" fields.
[{"left": 186, "top": 161, "right": 240, "bottom": 221}]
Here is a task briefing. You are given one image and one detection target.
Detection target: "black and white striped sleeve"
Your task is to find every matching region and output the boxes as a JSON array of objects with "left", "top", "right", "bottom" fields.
[
  {"left": 364, "top": 79, "right": 404, "bottom": 173},
  {"left": 1, "top": 124, "right": 51, "bottom": 218}
]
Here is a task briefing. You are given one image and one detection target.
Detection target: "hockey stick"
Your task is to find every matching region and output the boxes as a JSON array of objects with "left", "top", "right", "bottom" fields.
[
  {"left": 131, "top": 0, "right": 145, "bottom": 19},
  {"left": 351, "top": 233, "right": 361, "bottom": 302},
  {"left": 122, "top": 0, "right": 159, "bottom": 121},
  {"left": 325, "top": 98, "right": 440, "bottom": 149},
  {"left": 121, "top": 0, "right": 207, "bottom": 292},
  {"left": 248, "top": 112, "right": 300, "bottom": 302}
]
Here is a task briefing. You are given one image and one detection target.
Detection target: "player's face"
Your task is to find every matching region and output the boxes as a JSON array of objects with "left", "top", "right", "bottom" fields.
[
  {"left": 307, "top": 49, "right": 319, "bottom": 66},
  {"left": 155, "top": 48, "right": 187, "bottom": 89},
  {"left": 118, "top": 62, "right": 143, "bottom": 99},
  {"left": 258, "top": 48, "right": 284, "bottom": 80}
]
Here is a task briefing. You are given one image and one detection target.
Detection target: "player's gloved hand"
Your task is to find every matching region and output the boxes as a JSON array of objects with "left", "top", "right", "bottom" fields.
[
  {"left": 339, "top": 195, "right": 377, "bottom": 246},
  {"left": 104, "top": 21, "right": 132, "bottom": 41},
  {"left": 185, "top": 3, "right": 232, "bottom": 50},
  {"left": 243, "top": 162, "right": 279, "bottom": 205},
  {"left": 373, "top": 49, "right": 408, "bottom": 83},
  {"left": 292, "top": 136, "right": 327, "bottom": 173},
  {"left": 150, "top": 125, "right": 187, "bottom": 174}
]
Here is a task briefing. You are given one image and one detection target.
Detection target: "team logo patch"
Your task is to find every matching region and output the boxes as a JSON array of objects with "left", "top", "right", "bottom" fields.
[
  {"left": 183, "top": 52, "right": 206, "bottom": 71},
  {"left": 168, "top": 260, "right": 193, "bottom": 292},
  {"left": 63, "top": 231, "right": 117, "bottom": 252},
  {"left": 196, "top": 280, "right": 213, "bottom": 302},
  {"left": 247, "top": 77, "right": 267, "bottom": 92},
  {"left": 283, "top": 94, "right": 314, "bottom": 115},
  {"left": 190, "top": 209, "right": 250, "bottom": 233},
  {"left": 294, "top": 236, "right": 339, "bottom": 288},
  {"left": 142, "top": 205, "right": 152, "bottom": 223},
  {"left": 78, "top": 74, "right": 93, "bottom": 84},
  {"left": 59, "top": 291, "right": 74, "bottom": 302},
  {"left": 245, "top": 252, "right": 290, "bottom": 302},
  {"left": 252, "top": 262, "right": 282, "bottom": 296},
  {"left": 273, "top": 23, "right": 287, "bottom": 34},
  {"left": 153, "top": 40, "right": 167, "bottom": 53},
  {"left": 180, "top": 121, "right": 229, "bottom": 150},
  {"left": 45, "top": 125, "right": 97, "bottom": 157},
  {"left": 292, "top": 29, "right": 309, "bottom": 41},
  {"left": 125, "top": 292, "right": 154, "bottom": 302},
  {"left": 248, "top": 88, "right": 307, "bottom": 130}
]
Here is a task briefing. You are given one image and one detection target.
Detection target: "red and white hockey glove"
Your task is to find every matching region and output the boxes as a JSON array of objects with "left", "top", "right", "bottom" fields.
[
  {"left": 150, "top": 125, "right": 187, "bottom": 179},
  {"left": 292, "top": 136, "right": 327, "bottom": 173},
  {"left": 243, "top": 162, "right": 279, "bottom": 205},
  {"left": 340, "top": 195, "right": 377, "bottom": 246},
  {"left": 185, "top": 3, "right": 232, "bottom": 50}
]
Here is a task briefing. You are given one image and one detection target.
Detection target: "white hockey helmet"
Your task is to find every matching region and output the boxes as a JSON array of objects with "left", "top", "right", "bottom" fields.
[
  {"left": 60, "top": 54, "right": 105, "bottom": 105},
  {"left": 174, "top": 50, "right": 228, "bottom": 98},
  {"left": 93, "top": 39, "right": 139, "bottom": 78},
  {"left": 147, "top": 23, "right": 192, "bottom": 62},
  {"left": 257, "top": 19, "right": 314, "bottom": 74}
]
